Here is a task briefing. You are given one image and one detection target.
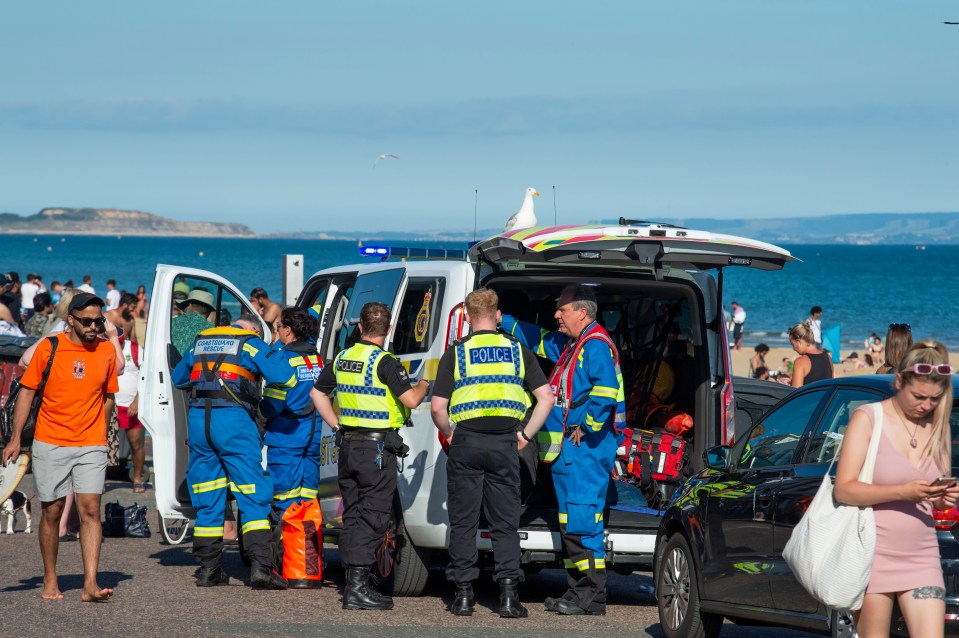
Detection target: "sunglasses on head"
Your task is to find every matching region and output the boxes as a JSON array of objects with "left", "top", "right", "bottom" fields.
[
  {"left": 889, "top": 323, "right": 911, "bottom": 330},
  {"left": 900, "top": 363, "right": 953, "bottom": 376},
  {"left": 71, "top": 314, "right": 105, "bottom": 328}
]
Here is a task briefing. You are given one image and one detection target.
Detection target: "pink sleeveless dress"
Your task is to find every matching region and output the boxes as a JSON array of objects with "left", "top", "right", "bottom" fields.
[{"left": 857, "top": 405, "right": 945, "bottom": 594}]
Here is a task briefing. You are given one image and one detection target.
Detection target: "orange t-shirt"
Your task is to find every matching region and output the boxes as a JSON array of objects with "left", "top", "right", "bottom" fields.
[{"left": 22, "top": 333, "right": 120, "bottom": 447}]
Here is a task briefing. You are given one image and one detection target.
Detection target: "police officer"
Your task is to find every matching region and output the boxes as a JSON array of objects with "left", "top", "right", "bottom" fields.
[
  {"left": 172, "top": 318, "right": 297, "bottom": 589},
  {"left": 261, "top": 307, "right": 322, "bottom": 513},
  {"left": 311, "top": 302, "right": 429, "bottom": 610},
  {"left": 501, "top": 284, "right": 626, "bottom": 616},
  {"left": 431, "top": 288, "right": 553, "bottom": 618}
]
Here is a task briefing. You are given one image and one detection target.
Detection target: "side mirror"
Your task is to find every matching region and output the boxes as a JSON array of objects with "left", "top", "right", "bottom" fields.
[{"left": 704, "top": 445, "right": 731, "bottom": 470}]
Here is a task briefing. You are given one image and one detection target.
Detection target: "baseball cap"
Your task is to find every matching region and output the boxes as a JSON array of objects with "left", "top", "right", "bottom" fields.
[
  {"left": 68, "top": 292, "right": 105, "bottom": 314},
  {"left": 0, "top": 272, "right": 14, "bottom": 288}
]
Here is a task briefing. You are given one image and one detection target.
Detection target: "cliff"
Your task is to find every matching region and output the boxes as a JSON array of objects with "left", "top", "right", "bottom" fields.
[{"left": 0, "top": 208, "right": 254, "bottom": 237}]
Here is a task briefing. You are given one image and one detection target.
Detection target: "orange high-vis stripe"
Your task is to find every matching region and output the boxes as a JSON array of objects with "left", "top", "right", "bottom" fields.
[{"left": 190, "top": 362, "right": 257, "bottom": 383}]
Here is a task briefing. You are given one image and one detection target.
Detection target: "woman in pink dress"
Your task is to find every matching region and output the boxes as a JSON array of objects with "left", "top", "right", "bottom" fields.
[{"left": 835, "top": 341, "right": 959, "bottom": 637}]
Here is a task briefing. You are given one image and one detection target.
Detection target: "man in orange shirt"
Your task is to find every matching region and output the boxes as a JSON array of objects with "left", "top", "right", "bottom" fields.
[{"left": 2, "top": 293, "right": 119, "bottom": 602}]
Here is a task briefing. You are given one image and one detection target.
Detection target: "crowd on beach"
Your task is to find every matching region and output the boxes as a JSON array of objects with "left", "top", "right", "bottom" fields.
[
  {"left": 728, "top": 300, "right": 916, "bottom": 385},
  {"left": 0, "top": 272, "right": 150, "bottom": 340}
]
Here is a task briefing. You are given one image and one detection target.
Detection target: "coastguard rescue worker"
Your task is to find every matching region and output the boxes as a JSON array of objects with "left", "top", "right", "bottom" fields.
[
  {"left": 430, "top": 288, "right": 553, "bottom": 618},
  {"left": 261, "top": 307, "right": 322, "bottom": 512},
  {"left": 172, "top": 317, "right": 297, "bottom": 589},
  {"left": 500, "top": 284, "right": 625, "bottom": 616},
  {"left": 311, "top": 302, "right": 430, "bottom": 610}
]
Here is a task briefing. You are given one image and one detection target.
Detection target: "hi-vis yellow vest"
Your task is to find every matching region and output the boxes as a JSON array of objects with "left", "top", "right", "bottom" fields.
[
  {"left": 333, "top": 342, "right": 409, "bottom": 429},
  {"left": 450, "top": 332, "right": 530, "bottom": 422}
]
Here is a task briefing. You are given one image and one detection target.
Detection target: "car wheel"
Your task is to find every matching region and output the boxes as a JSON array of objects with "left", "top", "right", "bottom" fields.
[
  {"left": 372, "top": 517, "right": 431, "bottom": 597},
  {"left": 656, "top": 533, "right": 722, "bottom": 638},
  {"left": 830, "top": 609, "right": 858, "bottom": 638},
  {"left": 391, "top": 521, "right": 431, "bottom": 596}
]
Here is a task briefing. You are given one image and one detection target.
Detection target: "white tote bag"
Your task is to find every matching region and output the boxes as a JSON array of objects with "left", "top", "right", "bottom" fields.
[{"left": 782, "top": 402, "right": 883, "bottom": 611}]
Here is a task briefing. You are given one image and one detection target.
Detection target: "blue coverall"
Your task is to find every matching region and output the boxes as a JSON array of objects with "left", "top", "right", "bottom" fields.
[
  {"left": 172, "top": 327, "right": 296, "bottom": 570},
  {"left": 261, "top": 341, "right": 323, "bottom": 513},
  {"left": 501, "top": 315, "right": 623, "bottom": 612}
]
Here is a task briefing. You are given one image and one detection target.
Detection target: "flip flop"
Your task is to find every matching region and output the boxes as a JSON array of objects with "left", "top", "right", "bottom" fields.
[{"left": 133, "top": 483, "right": 147, "bottom": 493}]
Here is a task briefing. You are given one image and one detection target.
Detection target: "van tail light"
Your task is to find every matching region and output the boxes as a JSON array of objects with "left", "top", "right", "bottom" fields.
[
  {"left": 720, "top": 324, "right": 736, "bottom": 446},
  {"left": 722, "top": 379, "right": 735, "bottom": 446},
  {"left": 445, "top": 302, "right": 465, "bottom": 350},
  {"left": 933, "top": 508, "right": 959, "bottom": 531}
]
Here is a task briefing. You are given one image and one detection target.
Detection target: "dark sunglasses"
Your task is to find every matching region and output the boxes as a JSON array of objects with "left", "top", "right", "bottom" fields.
[
  {"left": 71, "top": 314, "right": 106, "bottom": 328},
  {"left": 889, "top": 323, "right": 911, "bottom": 330}
]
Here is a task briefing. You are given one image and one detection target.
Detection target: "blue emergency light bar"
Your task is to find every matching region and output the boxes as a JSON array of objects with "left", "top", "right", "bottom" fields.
[{"left": 359, "top": 245, "right": 468, "bottom": 261}]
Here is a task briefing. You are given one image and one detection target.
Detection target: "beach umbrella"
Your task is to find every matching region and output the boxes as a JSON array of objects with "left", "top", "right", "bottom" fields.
[{"left": 822, "top": 325, "right": 842, "bottom": 364}]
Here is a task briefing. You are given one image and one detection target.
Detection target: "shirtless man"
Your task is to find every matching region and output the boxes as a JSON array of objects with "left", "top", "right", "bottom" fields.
[
  {"left": 104, "top": 293, "right": 138, "bottom": 343},
  {"left": 249, "top": 288, "right": 282, "bottom": 339}
]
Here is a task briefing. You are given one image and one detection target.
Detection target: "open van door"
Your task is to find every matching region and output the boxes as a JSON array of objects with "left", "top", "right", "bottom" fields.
[
  {"left": 314, "top": 266, "right": 407, "bottom": 528},
  {"left": 139, "top": 265, "right": 270, "bottom": 543}
]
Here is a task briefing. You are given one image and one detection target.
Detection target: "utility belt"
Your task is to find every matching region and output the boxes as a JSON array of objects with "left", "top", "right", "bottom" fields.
[
  {"left": 190, "top": 389, "right": 259, "bottom": 407},
  {"left": 337, "top": 427, "right": 409, "bottom": 457}
]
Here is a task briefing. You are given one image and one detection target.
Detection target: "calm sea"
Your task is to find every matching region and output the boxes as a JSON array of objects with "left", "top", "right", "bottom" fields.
[{"left": 3, "top": 235, "right": 954, "bottom": 349}]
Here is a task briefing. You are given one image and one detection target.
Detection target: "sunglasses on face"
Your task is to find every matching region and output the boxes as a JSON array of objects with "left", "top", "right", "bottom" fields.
[
  {"left": 900, "top": 363, "right": 953, "bottom": 376},
  {"left": 71, "top": 314, "right": 105, "bottom": 328}
]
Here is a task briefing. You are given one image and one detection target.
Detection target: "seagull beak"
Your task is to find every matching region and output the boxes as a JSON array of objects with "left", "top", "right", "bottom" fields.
[{"left": 533, "top": 191, "right": 540, "bottom": 196}]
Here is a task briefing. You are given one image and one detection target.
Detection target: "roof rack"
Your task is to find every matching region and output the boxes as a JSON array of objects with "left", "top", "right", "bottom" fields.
[{"left": 618, "top": 217, "right": 688, "bottom": 230}]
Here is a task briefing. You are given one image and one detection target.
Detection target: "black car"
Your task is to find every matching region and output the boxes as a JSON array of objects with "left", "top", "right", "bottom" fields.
[{"left": 654, "top": 375, "right": 959, "bottom": 637}]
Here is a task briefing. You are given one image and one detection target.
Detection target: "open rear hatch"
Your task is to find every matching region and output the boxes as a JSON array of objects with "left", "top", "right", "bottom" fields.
[{"left": 469, "top": 221, "right": 796, "bottom": 274}]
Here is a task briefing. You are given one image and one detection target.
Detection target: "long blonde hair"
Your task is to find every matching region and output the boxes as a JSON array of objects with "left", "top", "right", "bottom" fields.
[
  {"left": 897, "top": 340, "right": 953, "bottom": 472},
  {"left": 53, "top": 288, "right": 82, "bottom": 321}
]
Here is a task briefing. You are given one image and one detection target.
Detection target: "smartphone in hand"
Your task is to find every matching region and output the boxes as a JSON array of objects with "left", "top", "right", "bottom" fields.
[{"left": 931, "top": 476, "right": 957, "bottom": 488}]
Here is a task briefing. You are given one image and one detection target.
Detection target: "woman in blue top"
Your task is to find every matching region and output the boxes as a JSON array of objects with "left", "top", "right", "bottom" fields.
[{"left": 261, "top": 307, "right": 323, "bottom": 513}]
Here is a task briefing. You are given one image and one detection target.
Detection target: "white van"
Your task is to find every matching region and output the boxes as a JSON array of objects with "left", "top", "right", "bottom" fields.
[{"left": 140, "top": 221, "right": 794, "bottom": 595}]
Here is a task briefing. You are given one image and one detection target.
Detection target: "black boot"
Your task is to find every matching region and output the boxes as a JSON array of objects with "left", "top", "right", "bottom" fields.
[
  {"left": 250, "top": 562, "right": 288, "bottom": 590},
  {"left": 498, "top": 578, "right": 528, "bottom": 618},
  {"left": 365, "top": 571, "right": 394, "bottom": 605},
  {"left": 343, "top": 566, "right": 394, "bottom": 610},
  {"left": 544, "top": 588, "right": 578, "bottom": 611},
  {"left": 196, "top": 566, "right": 230, "bottom": 587},
  {"left": 450, "top": 583, "right": 474, "bottom": 616}
]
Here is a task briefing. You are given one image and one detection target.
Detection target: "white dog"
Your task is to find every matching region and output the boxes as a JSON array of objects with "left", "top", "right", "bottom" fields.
[{"left": 1, "top": 490, "right": 32, "bottom": 534}]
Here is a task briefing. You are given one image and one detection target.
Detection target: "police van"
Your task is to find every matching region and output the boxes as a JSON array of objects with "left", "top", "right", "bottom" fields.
[{"left": 140, "top": 221, "right": 795, "bottom": 595}]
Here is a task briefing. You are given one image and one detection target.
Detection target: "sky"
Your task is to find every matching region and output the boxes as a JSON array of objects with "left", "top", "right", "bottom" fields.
[{"left": 1, "top": 1, "right": 957, "bottom": 234}]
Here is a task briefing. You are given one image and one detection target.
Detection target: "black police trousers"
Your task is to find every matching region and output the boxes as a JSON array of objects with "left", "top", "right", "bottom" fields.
[
  {"left": 338, "top": 436, "right": 397, "bottom": 568},
  {"left": 446, "top": 429, "right": 523, "bottom": 584}
]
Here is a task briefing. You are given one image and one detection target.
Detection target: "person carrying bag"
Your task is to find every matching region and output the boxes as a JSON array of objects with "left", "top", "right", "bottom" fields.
[{"left": 783, "top": 402, "right": 882, "bottom": 611}]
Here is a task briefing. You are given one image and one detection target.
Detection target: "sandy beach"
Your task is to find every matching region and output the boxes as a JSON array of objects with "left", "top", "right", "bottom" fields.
[{"left": 731, "top": 345, "right": 959, "bottom": 380}]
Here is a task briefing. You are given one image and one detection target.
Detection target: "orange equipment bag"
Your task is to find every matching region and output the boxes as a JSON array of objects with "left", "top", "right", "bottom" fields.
[
  {"left": 644, "top": 402, "right": 694, "bottom": 436},
  {"left": 281, "top": 498, "right": 323, "bottom": 588}
]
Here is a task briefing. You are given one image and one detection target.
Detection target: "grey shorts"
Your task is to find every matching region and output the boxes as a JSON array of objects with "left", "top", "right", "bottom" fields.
[{"left": 31, "top": 440, "right": 107, "bottom": 502}]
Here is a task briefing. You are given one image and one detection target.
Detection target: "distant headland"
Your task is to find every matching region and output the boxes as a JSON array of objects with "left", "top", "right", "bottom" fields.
[
  {"left": 3, "top": 207, "right": 958, "bottom": 243},
  {"left": 0, "top": 208, "right": 254, "bottom": 237}
]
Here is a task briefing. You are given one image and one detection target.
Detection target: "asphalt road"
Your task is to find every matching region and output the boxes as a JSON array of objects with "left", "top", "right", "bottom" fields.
[{"left": 1, "top": 473, "right": 824, "bottom": 638}]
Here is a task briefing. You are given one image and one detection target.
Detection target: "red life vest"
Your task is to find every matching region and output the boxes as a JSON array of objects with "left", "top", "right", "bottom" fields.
[{"left": 548, "top": 322, "right": 620, "bottom": 430}]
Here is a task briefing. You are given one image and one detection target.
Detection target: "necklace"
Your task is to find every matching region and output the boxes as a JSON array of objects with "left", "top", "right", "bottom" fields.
[{"left": 892, "top": 400, "right": 921, "bottom": 448}]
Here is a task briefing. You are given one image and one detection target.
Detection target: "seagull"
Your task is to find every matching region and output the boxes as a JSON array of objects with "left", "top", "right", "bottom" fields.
[
  {"left": 373, "top": 153, "right": 399, "bottom": 167},
  {"left": 504, "top": 187, "right": 540, "bottom": 232}
]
